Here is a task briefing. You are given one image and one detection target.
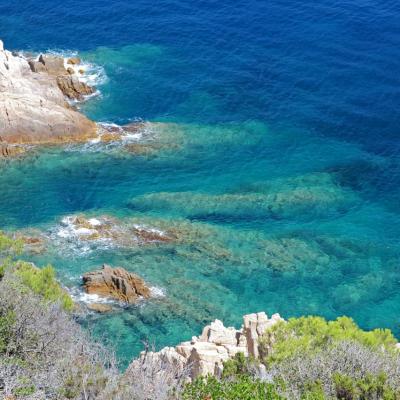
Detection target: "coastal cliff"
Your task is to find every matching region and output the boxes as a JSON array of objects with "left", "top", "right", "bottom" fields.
[{"left": 0, "top": 39, "right": 96, "bottom": 155}]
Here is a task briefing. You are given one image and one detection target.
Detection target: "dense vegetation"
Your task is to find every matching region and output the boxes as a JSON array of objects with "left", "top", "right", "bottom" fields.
[
  {"left": 182, "top": 372, "right": 400, "bottom": 400},
  {"left": 14, "top": 262, "right": 74, "bottom": 311},
  {"left": 258, "top": 316, "right": 397, "bottom": 363},
  {"left": 182, "top": 319, "right": 400, "bottom": 399},
  {"left": 1, "top": 231, "right": 400, "bottom": 399}
]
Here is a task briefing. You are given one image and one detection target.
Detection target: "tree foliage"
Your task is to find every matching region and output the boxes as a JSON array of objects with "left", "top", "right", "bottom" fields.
[
  {"left": 0, "top": 231, "right": 22, "bottom": 278},
  {"left": 15, "top": 262, "right": 74, "bottom": 311},
  {"left": 259, "top": 316, "right": 397, "bottom": 364},
  {"left": 182, "top": 375, "right": 284, "bottom": 400}
]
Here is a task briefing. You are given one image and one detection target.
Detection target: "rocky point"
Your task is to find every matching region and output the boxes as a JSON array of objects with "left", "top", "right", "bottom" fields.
[{"left": 0, "top": 39, "right": 96, "bottom": 156}]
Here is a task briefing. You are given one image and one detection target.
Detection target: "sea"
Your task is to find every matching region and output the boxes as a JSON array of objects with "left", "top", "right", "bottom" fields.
[{"left": 1, "top": 0, "right": 400, "bottom": 366}]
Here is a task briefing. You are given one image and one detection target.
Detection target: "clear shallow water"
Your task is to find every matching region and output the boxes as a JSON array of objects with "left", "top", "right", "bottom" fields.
[{"left": 1, "top": 0, "right": 400, "bottom": 365}]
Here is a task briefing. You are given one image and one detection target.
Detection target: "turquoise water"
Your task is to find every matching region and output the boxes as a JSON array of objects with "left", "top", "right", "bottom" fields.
[{"left": 1, "top": 0, "right": 400, "bottom": 366}]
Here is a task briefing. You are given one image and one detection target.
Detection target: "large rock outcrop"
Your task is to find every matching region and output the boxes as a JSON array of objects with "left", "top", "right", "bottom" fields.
[
  {"left": 128, "top": 312, "right": 284, "bottom": 380},
  {"left": 82, "top": 264, "right": 151, "bottom": 304},
  {"left": 0, "top": 39, "right": 97, "bottom": 152}
]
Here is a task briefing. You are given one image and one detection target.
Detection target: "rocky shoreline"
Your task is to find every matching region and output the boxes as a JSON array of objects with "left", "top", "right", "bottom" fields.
[
  {"left": 0, "top": 40, "right": 97, "bottom": 155},
  {"left": 129, "top": 312, "right": 284, "bottom": 381},
  {"left": 0, "top": 40, "right": 166, "bottom": 158}
]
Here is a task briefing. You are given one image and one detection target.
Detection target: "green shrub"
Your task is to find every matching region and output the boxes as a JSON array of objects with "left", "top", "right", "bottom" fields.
[
  {"left": 259, "top": 316, "right": 397, "bottom": 364},
  {"left": 0, "top": 310, "right": 15, "bottom": 353},
  {"left": 182, "top": 375, "right": 285, "bottom": 400},
  {"left": 333, "top": 372, "right": 400, "bottom": 400},
  {"left": 13, "top": 376, "right": 36, "bottom": 396},
  {"left": 15, "top": 262, "right": 74, "bottom": 311},
  {"left": 0, "top": 232, "right": 22, "bottom": 279},
  {"left": 222, "top": 352, "right": 259, "bottom": 379},
  {"left": 300, "top": 381, "right": 326, "bottom": 400}
]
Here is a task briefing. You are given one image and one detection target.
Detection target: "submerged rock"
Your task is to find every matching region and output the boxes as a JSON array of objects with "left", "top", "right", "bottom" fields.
[
  {"left": 87, "top": 303, "right": 113, "bottom": 313},
  {"left": 15, "top": 234, "right": 46, "bottom": 255},
  {"left": 82, "top": 264, "right": 151, "bottom": 304},
  {"left": 128, "top": 312, "right": 283, "bottom": 380},
  {"left": 2, "top": 230, "right": 47, "bottom": 254},
  {"left": 93, "top": 121, "right": 175, "bottom": 154},
  {"left": 51, "top": 215, "right": 174, "bottom": 253},
  {"left": 128, "top": 172, "right": 358, "bottom": 220}
]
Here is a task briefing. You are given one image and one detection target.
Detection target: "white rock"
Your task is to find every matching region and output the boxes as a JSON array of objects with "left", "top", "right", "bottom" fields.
[
  {"left": 201, "top": 319, "right": 238, "bottom": 346},
  {"left": 127, "top": 311, "right": 285, "bottom": 381}
]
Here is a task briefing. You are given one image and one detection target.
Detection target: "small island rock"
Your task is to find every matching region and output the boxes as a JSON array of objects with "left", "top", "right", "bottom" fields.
[{"left": 82, "top": 264, "right": 151, "bottom": 304}]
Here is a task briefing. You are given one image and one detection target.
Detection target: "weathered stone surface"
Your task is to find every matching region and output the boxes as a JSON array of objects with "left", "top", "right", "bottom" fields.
[
  {"left": 243, "top": 312, "right": 283, "bottom": 358},
  {"left": 130, "top": 311, "right": 284, "bottom": 380},
  {"left": 37, "top": 54, "right": 66, "bottom": 76},
  {"left": 82, "top": 264, "right": 151, "bottom": 304},
  {"left": 199, "top": 319, "right": 238, "bottom": 346},
  {"left": 28, "top": 59, "right": 47, "bottom": 73},
  {"left": 127, "top": 346, "right": 188, "bottom": 384},
  {"left": 56, "top": 75, "right": 94, "bottom": 100},
  {"left": 67, "top": 57, "right": 81, "bottom": 65},
  {"left": 0, "top": 40, "right": 97, "bottom": 152}
]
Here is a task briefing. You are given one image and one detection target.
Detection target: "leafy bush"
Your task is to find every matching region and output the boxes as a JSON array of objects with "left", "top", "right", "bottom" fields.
[
  {"left": 0, "top": 310, "right": 15, "bottom": 353},
  {"left": 14, "top": 262, "right": 74, "bottom": 311},
  {"left": 182, "top": 364, "right": 400, "bottom": 399},
  {"left": 0, "top": 231, "right": 22, "bottom": 279},
  {"left": 333, "top": 372, "right": 400, "bottom": 400},
  {"left": 259, "top": 316, "right": 397, "bottom": 364},
  {"left": 0, "top": 232, "right": 74, "bottom": 311},
  {"left": 182, "top": 375, "right": 284, "bottom": 400},
  {"left": 222, "top": 352, "right": 260, "bottom": 379},
  {"left": 300, "top": 381, "right": 326, "bottom": 400}
]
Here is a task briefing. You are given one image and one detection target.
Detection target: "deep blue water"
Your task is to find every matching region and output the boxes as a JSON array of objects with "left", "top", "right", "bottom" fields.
[{"left": 1, "top": 0, "right": 400, "bottom": 365}]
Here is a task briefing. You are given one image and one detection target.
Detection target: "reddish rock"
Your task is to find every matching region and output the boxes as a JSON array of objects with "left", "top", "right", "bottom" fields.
[
  {"left": 56, "top": 75, "right": 94, "bottom": 100},
  {"left": 82, "top": 264, "right": 151, "bottom": 304}
]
